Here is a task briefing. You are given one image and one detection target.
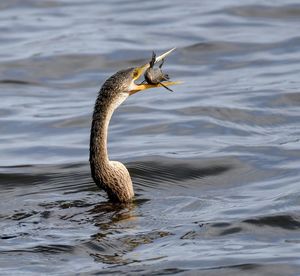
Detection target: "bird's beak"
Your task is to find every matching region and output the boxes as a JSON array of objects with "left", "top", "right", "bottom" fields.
[{"left": 129, "top": 48, "right": 181, "bottom": 95}]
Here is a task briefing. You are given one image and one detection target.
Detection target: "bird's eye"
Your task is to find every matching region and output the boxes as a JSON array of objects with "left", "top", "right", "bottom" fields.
[{"left": 132, "top": 70, "right": 139, "bottom": 79}]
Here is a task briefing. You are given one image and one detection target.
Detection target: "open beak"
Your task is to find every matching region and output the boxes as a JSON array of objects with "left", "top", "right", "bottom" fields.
[{"left": 129, "top": 48, "right": 181, "bottom": 95}]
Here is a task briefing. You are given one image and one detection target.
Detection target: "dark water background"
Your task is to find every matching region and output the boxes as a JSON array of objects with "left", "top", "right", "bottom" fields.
[{"left": 1, "top": 0, "right": 300, "bottom": 275}]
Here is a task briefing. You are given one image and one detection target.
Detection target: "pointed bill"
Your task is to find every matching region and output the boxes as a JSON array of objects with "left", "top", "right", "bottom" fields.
[
  {"left": 138, "top": 48, "right": 176, "bottom": 72},
  {"left": 154, "top": 47, "right": 176, "bottom": 64},
  {"left": 129, "top": 81, "right": 182, "bottom": 95},
  {"left": 129, "top": 48, "right": 181, "bottom": 95}
]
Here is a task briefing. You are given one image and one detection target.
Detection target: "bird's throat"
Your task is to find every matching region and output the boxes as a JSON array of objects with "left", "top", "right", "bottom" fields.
[{"left": 89, "top": 92, "right": 128, "bottom": 174}]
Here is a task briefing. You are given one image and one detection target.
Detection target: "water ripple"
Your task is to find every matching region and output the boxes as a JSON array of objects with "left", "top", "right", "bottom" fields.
[{"left": 1, "top": 0, "right": 300, "bottom": 275}]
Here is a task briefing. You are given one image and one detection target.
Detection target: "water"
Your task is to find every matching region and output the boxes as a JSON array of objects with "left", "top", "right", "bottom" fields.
[{"left": 1, "top": 0, "right": 300, "bottom": 275}]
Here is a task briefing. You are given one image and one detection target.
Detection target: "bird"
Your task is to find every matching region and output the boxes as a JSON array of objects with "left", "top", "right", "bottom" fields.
[
  {"left": 144, "top": 51, "right": 173, "bottom": 92},
  {"left": 89, "top": 48, "right": 179, "bottom": 203}
]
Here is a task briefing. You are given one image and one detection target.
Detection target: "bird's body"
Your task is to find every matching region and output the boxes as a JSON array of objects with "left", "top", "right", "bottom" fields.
[{"left": 89, "top": 49, "right": 179, "bottom": 203}]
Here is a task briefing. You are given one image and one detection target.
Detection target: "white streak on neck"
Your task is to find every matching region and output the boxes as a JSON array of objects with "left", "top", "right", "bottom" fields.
[{"left": 102, "top": 92, "right": 129, "bottom": 162}]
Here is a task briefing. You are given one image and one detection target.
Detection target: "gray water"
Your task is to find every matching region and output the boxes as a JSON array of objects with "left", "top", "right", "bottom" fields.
[{"left": 1, "top": 0, "right": 300, "bottom": 275}]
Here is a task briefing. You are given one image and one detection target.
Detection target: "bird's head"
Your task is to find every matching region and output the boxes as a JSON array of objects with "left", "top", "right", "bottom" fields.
[{"left": 99, "top": 48, "right": 180, "bottom": 105}]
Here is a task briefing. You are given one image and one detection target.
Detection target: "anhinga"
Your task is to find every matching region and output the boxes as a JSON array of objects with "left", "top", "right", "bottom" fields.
[{"left": 89, "top": 48, "right": 179, "bottom": 202}]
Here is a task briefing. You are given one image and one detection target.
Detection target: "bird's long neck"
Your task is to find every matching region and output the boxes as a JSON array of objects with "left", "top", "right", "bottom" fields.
[
  {"left": 89, "top": 91, "right": 128, "bottom": 176},
  {"left": 90, "top": 102, "right": 112, "bottom": 168}
]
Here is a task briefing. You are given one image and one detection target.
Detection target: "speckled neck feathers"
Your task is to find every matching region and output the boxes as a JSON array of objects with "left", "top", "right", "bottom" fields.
[{"left": 89, "top": 70, "right": 134, "bottom": 202}]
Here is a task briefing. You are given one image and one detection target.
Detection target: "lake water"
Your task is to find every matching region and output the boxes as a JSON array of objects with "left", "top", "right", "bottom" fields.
[{"left": 1, "top": 0, "right": 300, "bottom": 275}]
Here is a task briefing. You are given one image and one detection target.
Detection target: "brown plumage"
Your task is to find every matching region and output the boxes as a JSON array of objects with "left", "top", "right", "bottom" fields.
[
  {"left": 89, "top": 49, "right": 179, "bottom": 203},
  {"left": 89, "top": 69, "right": 135, "bottom": 202}
]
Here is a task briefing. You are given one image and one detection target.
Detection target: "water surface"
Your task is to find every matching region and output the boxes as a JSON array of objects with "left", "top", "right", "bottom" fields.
[{"left": 1, "top": 0, "right": 300, "bottom": 275}]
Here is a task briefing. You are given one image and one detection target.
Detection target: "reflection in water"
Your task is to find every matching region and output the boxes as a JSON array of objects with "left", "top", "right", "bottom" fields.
[
  {"left": 87, "top": 202, "right": 138, "bottom": 265},
  {"left": 88, "top": 201, "right": 171, "bottom": 265}
]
